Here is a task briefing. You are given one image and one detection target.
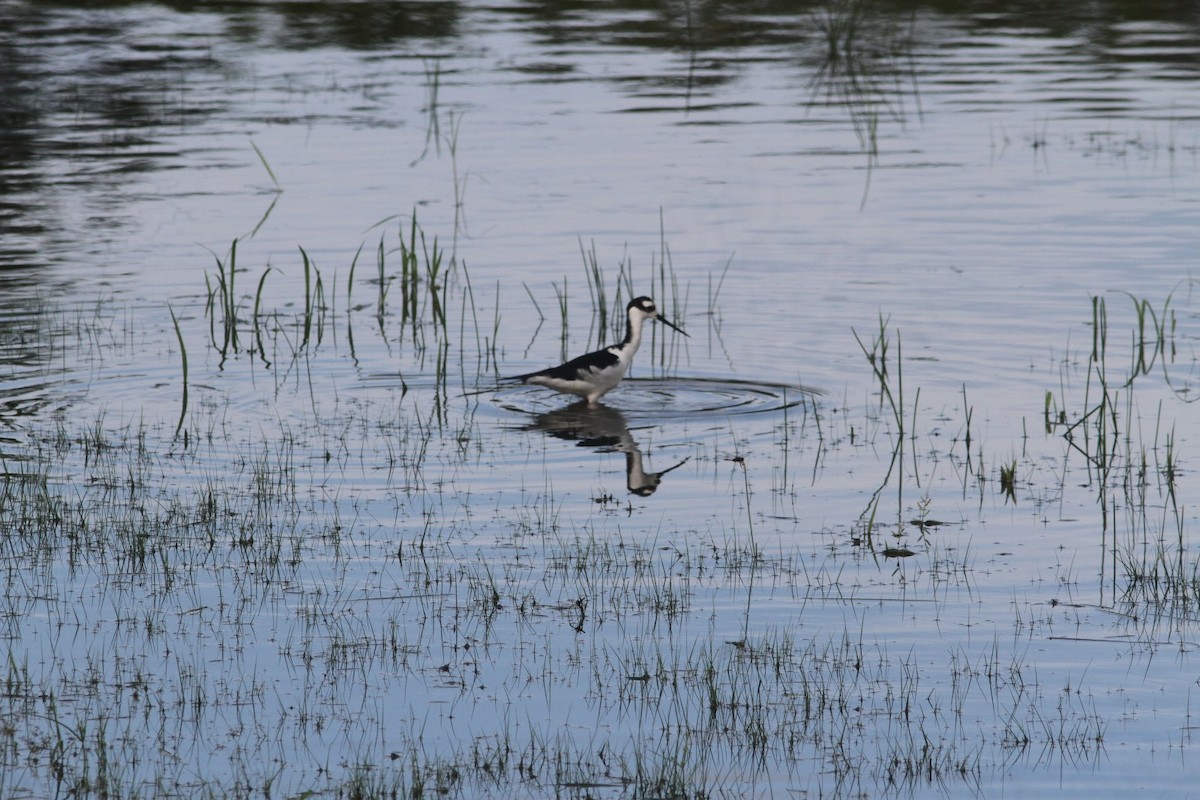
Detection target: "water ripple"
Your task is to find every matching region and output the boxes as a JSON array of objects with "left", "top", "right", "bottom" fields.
[{"left": 497, "top": 376, "right": 822, "bottom": 419}]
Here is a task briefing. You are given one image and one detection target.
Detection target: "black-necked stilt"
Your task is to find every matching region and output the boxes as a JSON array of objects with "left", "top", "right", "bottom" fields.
[{"left": 505, "top": 296, "right": 687, "bottom": 405}]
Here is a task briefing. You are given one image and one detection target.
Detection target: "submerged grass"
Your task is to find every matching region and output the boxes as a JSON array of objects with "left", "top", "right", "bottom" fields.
[
  {"left": 2, "top": 221, "right": 1197, "bottom": 799},
  {"left": 1052, "top": 287, "right": 1200, "bottom": 613},
  {"left": 8, "top": 415, "right": 1082, "bottom": 795},
  {"left": 0, "top": 403, "right": 1062, "bottom": 796}
]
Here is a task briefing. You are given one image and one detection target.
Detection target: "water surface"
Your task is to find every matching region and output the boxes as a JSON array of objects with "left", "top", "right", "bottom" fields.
[{"left": 1, "top": 1, "right": 1199, "bottom": 797}]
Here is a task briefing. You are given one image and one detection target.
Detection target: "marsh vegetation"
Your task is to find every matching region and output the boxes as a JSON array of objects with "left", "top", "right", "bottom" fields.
[{"left": 1, "top": 217, "right": 1197, "bottom": 797}]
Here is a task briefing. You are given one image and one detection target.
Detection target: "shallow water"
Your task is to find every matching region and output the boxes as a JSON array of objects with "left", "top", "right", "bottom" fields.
[{"left": 2, "top": 1, "right": 1200, "bottom": 797}]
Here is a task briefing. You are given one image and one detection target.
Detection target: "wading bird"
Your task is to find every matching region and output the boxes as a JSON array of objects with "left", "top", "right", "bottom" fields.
[{"left": 505, "top": 296, "right": 687, "bottom": 405}]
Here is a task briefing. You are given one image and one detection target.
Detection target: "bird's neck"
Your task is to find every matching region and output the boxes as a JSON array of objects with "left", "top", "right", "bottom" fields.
[{"left": 620, "top": 314, "right": 644, "bottom": 356}]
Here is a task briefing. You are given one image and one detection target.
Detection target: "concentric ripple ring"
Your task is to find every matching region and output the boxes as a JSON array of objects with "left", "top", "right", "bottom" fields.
[{"left": 498, "top": 376, "right": 822, "bottom": 419}]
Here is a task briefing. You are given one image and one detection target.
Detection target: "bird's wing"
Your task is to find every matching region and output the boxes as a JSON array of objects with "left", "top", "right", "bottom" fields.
[{"left": 508, "top": 346, "right": 619, "bottom": 382}]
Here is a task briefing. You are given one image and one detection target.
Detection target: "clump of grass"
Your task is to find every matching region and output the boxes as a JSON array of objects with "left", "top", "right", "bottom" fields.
[
  {"left": 204, "top": 238, "right": 241, "bottom": 360},
  {"left": 374, "top": 233, "right": 391, "bottom": 327},
  {"left": 999, "top": 459, "right": 1017, "bottom": 504},
  {"left": 397, "top": 208, "right": 448, "bottom": 336},
  {"left": 580, "top": 238, "right": 613, "bottom": 346},
  {"left": 851, "top": 314, "right": 910, "bottom": 548},
  {"left": 1066, "top": 289, "right": 1181, "bottom": 478},
  {"left": 363, "top": 206, "right": 455, "bottom": 344},
  {"left": 297, "top": 246, "right": 327, "bottom": 349},
  {"left": 853, "top": 313, "right": 903, "bottom": 435},
  {"left": 1053, "top": 291, "right": 1200, "bottom": 615},
  {"left": 1044, "top": 389, "right": 1065, "bottom": 433},
  {"left": 203, "top": 238, "right": 283, "bottom": 366},
  {"left": 552, "top": 279, "right": 569, "bottom": 362},
  {"left": 1119, "top": 288, "right": 1175, "bottom": 385}
]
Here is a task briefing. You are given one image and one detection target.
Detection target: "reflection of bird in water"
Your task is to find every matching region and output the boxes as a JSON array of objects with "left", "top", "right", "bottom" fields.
[
  {"left": 520, "top": 401, "right": 688, "bottom": 496},
  {"left": 504, "top": 296, "right": 687, "bottom": 405},
  {"left": 622, "top": 439, "right": 689, "bottom": 497}
]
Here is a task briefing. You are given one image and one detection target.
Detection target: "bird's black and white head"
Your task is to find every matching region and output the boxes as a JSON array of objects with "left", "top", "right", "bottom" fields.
[
  {"left": 627, "top": 296, "right": 688, "bottom": 337},
  {"left": 629, "top": 296, "right": 659, "bottom": 320}
]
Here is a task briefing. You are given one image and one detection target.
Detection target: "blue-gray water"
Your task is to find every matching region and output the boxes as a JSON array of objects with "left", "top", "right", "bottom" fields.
[{"left": 1, "top": 2, "right": 1199, "bottom": 797}]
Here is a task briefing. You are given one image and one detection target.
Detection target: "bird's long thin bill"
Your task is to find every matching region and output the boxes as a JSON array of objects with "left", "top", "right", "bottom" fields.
[{"left": 658, "top": 316, "right": 689, "bottom": 337}]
